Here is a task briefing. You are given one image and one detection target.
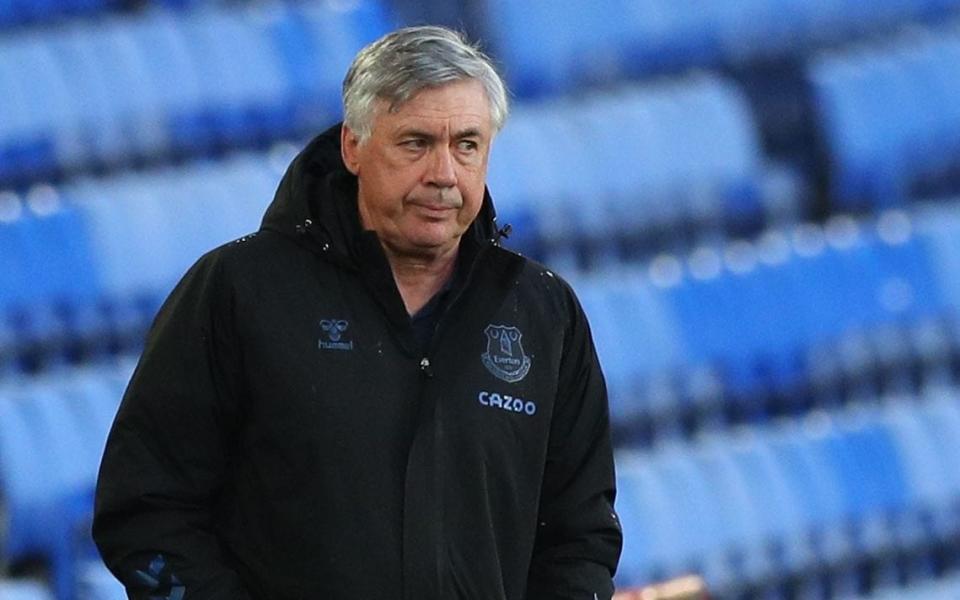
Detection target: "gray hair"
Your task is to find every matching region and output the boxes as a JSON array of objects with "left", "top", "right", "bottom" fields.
[{"left": 342, "top": 26, "right": 509, "bottom": 142}]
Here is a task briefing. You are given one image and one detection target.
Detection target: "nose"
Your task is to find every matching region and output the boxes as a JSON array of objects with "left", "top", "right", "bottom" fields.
[{"left": 425, "top": 145, "right": 457, "bottom": 188}]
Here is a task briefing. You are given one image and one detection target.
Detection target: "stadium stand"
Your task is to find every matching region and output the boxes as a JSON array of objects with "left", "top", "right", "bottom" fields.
[
  {"left": 0, "top": 1, "right": 392, "bottom": 187},
  {"left": 4, "top": 0, "right": 960, "bottom": 597}
]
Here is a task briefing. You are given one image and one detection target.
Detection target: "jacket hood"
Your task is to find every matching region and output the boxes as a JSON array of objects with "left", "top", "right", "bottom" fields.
[{"left": 260, "top": 124, "right": 504, "bottom": 261}]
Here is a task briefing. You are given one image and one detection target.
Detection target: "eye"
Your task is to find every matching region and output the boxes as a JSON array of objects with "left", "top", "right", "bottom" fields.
[
  {"left": 400, "top": 138, "right": 428, "bottom": 151},
  {"left": 457, "top": 139, "right": 479, "bottom": 152}
]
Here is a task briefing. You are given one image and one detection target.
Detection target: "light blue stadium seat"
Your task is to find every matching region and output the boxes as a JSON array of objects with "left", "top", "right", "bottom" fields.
[
  {"left": 652, "top": 444, "right": 735, "bottom": 591},
  {"left": 693, "top": 437, "right": 774, "bottom": 589},
  {"left": 133, "top": 11, "right": 210, "bottom": 154},
  {"left": 610, "top": 454, "right": 655, "bottom": 588},
  {"left": 916, "top": 204, "right": 960, "bottom": 310},
  {"left": 9, "top": 36, "right": 82, "bottom": 175},
  {"left": 915, "top": 387, "right": 960, "bottom": 523},
  {"left": 613, "top": 452, "right": 689, "bottom": 587},
  {"left": 179, "top": 11, "right": 292, "bottom": 147},
  {"left": 850, "top": 572, "right": 960, "bottom": 600},
  {"left": 296, "top": 0, "right": 393, "bottom": 120},
  {"left": 0, "top": 39, "right": 58, "bottom": 182},
  {"left": 576, "top": 270, "right": 684, "bottom": 430},
  {"left": 0, "top": 195, "right": 105, "bottom": 370},
  {"left": 809, "top": 29, "right": 960, "bottom": 212},
  {"left": 0, "top": 579, "right": 55, "bottom": 600},
  {"left": 0, "top": 386, "right": 49, "bottom": 561},
  {"left": 75, "top": 560, "right": 126, "bottom": 600},
  {"left": 486, "top": 123, "right": 542, "bottom": 257},
  {"left": 484, "top": 0, "right": 576, "bottom": 97},
  {"left": 91, "top": 19, "right": 169, "bottom": 162},
  {"left": 768, "top": 419, "right": 853, "bottom": 573},
  {"left": 884, "top": 398, "right": 960, "bottom": 549}
]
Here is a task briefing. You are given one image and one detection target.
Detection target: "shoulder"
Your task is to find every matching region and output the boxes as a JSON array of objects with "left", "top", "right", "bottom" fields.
[
  {"left": 487, "top": 246, "right": 587, "bottom": 329},
  {"left": 192, "top": 229, "right": 317, "bottom": 284}
]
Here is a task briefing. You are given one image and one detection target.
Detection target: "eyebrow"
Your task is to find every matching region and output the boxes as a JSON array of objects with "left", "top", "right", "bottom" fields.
[
  {"left": 453, "top": 127, "right": 482, "bottom": 140},
  {"left": 395, "top": 127, "right": 484, "bottom": 142}
]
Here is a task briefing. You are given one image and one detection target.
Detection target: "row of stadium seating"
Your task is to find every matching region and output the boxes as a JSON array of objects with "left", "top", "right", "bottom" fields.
[
  {"left": 849, "top": 572, "right": 960, "bottom": 599},
  {"left": 615, "top": 387, "right": 960, "bottom": 595},
  {"left": 7, "top": 0, "right": 957, "bottom": 72},
  {"left": 487, "top": 0, "right": 960, "bottom": 97},
  {"left": 0, "top": 0, "right": 390, "bottom": 185},
  {"left": 487, "top": 73, "right": 801, "bottom": 262},
  {"left": 573, "top": 205, "right": 960, "bottom": 443}
]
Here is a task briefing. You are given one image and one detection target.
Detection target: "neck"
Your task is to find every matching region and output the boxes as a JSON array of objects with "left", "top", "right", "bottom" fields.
[{"left": 382, "top": 243, "right": 459, "bottom": 316}]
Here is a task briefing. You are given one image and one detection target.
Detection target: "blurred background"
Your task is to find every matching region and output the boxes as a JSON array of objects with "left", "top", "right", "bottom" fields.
[{"left": 3, "top": 0, "right": 960, "bottom": 598}]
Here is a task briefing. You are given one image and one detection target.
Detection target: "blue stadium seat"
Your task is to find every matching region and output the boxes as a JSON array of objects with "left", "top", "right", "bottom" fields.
[
  {"left": 727, "top": 431, "right": 813, "bottom": 576},
  {"left": 809, "top": 29, "right": 960, "bottom": 212},
  {"left": 917, "top": 204, "right": 960, "bottom": 309},
  {"left": 884, "top": 398, "right": 960, "bottom": 548},
  {"left": 694, "top": 437, "right": 775, "bottom": 588},
  {"left": 613, "top": 452, "right": 690, "bottom": 587},
  {"left": 75, "top": 560, "right": 126, "bottom": 600},
  {"left": 0, "top": 192, "right": 105, "bottom": 371},
  {"left": 0, "top": 39, "right": 59, "bottom": 182},
  {"left": 852, "top": 572, "right": 960, "bottom": 599},
  {"left": 0, "top": 579, "right": 55, "bottom": 600},
  {"left": 652, "top": 444, "right": 737, "bottom": 591},
  {"left": 133, "top": 11, "right": 211, "bottom": 154}
]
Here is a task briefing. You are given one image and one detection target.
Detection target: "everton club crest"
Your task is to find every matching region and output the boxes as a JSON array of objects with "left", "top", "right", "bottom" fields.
[{"left": 482, "top": 324, "right": 531, "bottom": 383}]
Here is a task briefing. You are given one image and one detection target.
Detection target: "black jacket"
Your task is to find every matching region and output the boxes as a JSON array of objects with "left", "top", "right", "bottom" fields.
[{"left": 93, "top": 125, "right": 622, "bottom": 600}]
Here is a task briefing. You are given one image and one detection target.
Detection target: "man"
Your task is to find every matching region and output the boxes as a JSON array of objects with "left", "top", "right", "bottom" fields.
[{"left": 94, "top": 26, "right": 622, "bottom": 599}]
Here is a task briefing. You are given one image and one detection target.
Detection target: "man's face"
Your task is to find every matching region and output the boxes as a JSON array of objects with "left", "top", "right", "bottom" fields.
[{"left": 341, "top": 79, "right": 493, "bottom": 259}]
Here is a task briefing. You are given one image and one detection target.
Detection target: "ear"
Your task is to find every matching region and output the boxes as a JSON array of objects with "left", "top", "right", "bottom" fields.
[{"left": 341, "top": 125, "right": 361, "bottom": 175}]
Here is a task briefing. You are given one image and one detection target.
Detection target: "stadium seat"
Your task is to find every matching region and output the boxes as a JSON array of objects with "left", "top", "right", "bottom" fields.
[
  {"left": 74, "top": 560, "right": 126, "bottom": 600},
  {"left": 808, "top": 28, "right": 960, "bottom": 212},
  {"left": 0, "top": 579, "right": 55, "bottom": 600}
]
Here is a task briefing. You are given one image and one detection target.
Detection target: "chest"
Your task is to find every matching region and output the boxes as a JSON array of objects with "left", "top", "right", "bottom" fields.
[{"left": 230, "top": 265, "right": 564, "bottom": 466}]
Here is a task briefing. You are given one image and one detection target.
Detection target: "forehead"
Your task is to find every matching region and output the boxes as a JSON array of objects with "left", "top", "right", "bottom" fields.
[{"left": 376, "top": 79, "right": 492, "bottom": 134}]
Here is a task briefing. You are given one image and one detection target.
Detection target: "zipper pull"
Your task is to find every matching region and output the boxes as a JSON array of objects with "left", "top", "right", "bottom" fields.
[{"left": 419, "top": 357, "right": 434, "bottom": 378}]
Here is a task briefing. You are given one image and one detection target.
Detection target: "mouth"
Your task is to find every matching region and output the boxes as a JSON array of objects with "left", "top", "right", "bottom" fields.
[{"left": 409, "top": 201, "right": 459, "bottom": 216}]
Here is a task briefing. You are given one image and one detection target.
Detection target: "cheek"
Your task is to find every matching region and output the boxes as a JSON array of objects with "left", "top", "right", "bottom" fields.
[{"left": 458, "top": 187, "right": 486, "bottom": 224}]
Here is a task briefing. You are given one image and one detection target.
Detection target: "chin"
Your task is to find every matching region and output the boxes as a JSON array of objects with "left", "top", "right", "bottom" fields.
[{"left": 404, "top": 226, "right": 462, "bottom": 248}]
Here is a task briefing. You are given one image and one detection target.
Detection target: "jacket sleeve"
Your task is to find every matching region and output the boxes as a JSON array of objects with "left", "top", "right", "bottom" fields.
[
  {"left": 525, "top": 284, "right": 623, "bottom": 600},
  {"left": 93, "top": 251, "right": 254, "bottom": 600}
]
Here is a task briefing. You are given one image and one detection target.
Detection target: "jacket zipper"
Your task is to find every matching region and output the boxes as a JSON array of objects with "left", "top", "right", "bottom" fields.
[
  {"left": 419, "top": 357, "right": 434, "bottom": 378},
  {"left": 419, "top": 242, "right": 494, "bottom": 369}
]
